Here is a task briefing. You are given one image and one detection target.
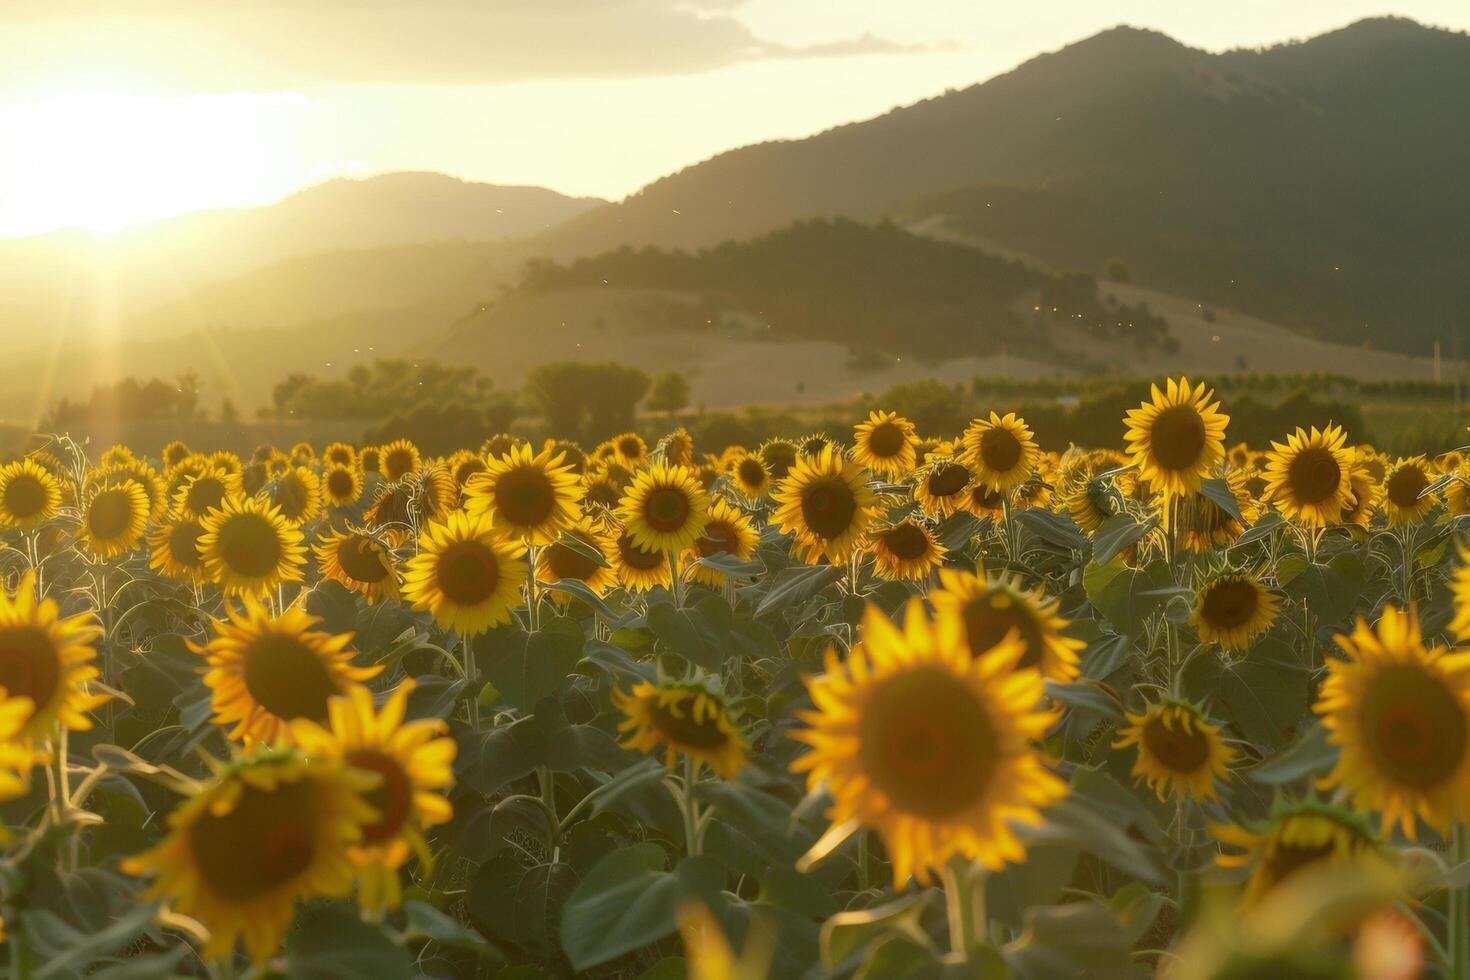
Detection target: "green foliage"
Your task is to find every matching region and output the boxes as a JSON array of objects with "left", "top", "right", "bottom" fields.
[{"left": 525, "top": 360, "right": 651, "bottom": 445}]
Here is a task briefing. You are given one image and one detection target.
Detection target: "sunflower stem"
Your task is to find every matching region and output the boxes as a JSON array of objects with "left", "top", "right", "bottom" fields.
[
  {"left": 680, "top": 754, "right": 701, "bottom": 857},
  {"left": 526, "top": 544, "right": 542, "bottom": 632},
  {"left": 1000, "top": 492, "right": 1018, "bottom": 567},
  {"left": 461, "top": 633, "right": 480, "bottom": 732},
  {"left": 942, "top": 857, "right": 986, "bottom": 958},
  {"left": 668, "top": 549, "right": 684, "bottom": 609},
  {"left": 1452, "top": 822, "right": 1468, "bottom": 980}
]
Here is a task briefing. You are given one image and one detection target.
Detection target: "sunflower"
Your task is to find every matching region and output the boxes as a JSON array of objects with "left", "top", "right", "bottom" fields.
[
  {"left": 1065, "top": 478, "right": 1124, "bottom": 535},
  {"left": 98, "top": 444, "right": 134, "bottom": 468},
  {"left": 322, "top": 442, "right": 357, "bottom": 469},
  {"left": 195, "top": 598, "right": 380, "bottom": 746},
  {"left": 321, "top": 465, "right": 364, "bottom": 508},
  {"left": 447, "top": 450, "right": 487, "bottom": 491},
  {"left": 96, "top": 460, "right": 169, "bottom": 521},
  {"left": 1167, "top": 471, "right": 1262, "bottom": 552},
  {"left": 466, "top": 444, "right": 583, "bottom": 545},
  {"left": 0, "top": 458, "right": 62, "bottom": 528},
  {"left": 614, "top": 681, "right": 746, "bottom": 779},
  {"left": 379, "top": 439, "right": 422, "bottom": 481},
  {"left": 610, "top": 528, "right": 673, "bottom": 592},
  {"left": 403, "top": 512, "right": 529, "bottom": 635},
  {"left": 867, "top": 519, "right": 946, "bottom": 582},
  {"left": 1123, "top": 377, "right": 1230, "bottom": 498},
  {"left": 172, "top": 467, "right": 242, "bottom": 521},
  {"left": 850, "top": 411, "right": 917, "bottom": 478},
  {"left": 791, "top": 600, "right": 1066, "bottom": 886},
  {"left": 1114, "top": 700, "right": 1235, "bottom": 802},
  {"left": 609, "top": 432, "right": 648, "bottom": 470},
  {"left": 618, "top": 464, "right": 711, "bottom": 555},
  {"left": 536, "top": 518, "right": 620, "bottom": 599},
  {"left": 1192, "top": 573, "right": 1279, "bottom": 651},
  {"left": 1315, "top": 606, "right": 1470, "bottom": 838},
  {"left": 290, "top": 441, "right": 316, "bottom": 464},
  {"left": 930, "top": 569, "right": 1084, "bottom": 682},
  {"left": 771, "top": 449, "right": 876, "bottom": 564},
  {"left": 123, "top": 749, "right": 377, "bottom": 963},
  {"left": 730, "top": 452, "right": 772, "bottom": 501},
  {"left": 1261, "top": 424, "right": 1356, "bottom": 527},
  {"left": 314, "top": 529, "right": 400, "bottom": 604},
  {"left": 75, "top": 481, "right": 150, "bottom": 560},
  {"left": 1340, "top": 465, "right": 1379, "bottom": 530},
  {"left": 241, "top": 460, "right": 270, "bottom": 498},
  {"left": 548, "top": 440, "right": 586, "bottom": 475},
  {"left": 270, "top": 466, "right": 322, "bottom": 526},
  {"left": 416, "top": 462, "right": 460, "bottom": 523},
  {"left": 0, "top": 572, "right": 105, "bottom": 741},
  {"left": 963, "top": 482, "right": 1008, "bottom": 520},
  {"left": 359, "top": 446, "right": 382, "bottom": 476},
  {"left": 758, "top": 439, "right": 800, "bottom": 482},
  {"left": 1212, "top": 801, "right": 1382, "bottom": 907},
  {"left": 209, "top": 450, "right": 243, "bottom": 477},
  {"left": 658, "top": 428, "right": 696, "bottom": 467},
  {"left": 1379, "top": 456, "right": 1434, "bottom": 527},
  {"left": 290, "top": 680, "right": 456, "bottom": 912},
  {"left": 913, "top": 454, "right": 975, "bottom": 519},
  {"left": 161, "top": 440, "right": 191, "bottom": 468},
  {"left": 147, "top": 518, "right": 208, "bottom": 583},
  {"left": 0, "top": 692, "right": 40, "bottom": 801},
  {"left": 962, "top": 412, "right": 1040, "bottom": 493},
  {"left": 583, "top": 471, "right": 624, "bottom": 511},
  {"left": 684, "top": 497, "right": 759, "bottom": 588},
  {"left": 197, "top": 495, "right": 308, "bottom": 598}
]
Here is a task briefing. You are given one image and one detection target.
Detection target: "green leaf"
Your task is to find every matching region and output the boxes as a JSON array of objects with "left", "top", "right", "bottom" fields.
[
  {"left": 754, "top": 565, "right": 844, "bottom": 617},
  {"left": 1090, "top": 513, "right": 1156, "bottom": 567},
  {"left": 404, "top": 900, "right": 503, "bottom": 961},
  {"left": 1250, "top": 723, "right": 1339, "bottom": 784},
  {"left": 1199, "top": 477, "right": 1245, "bottom": 523},
  {"left": 1013, "top": 509, "right": 1087, "bottom": 550},
  {"left": 1003, "top": 903, "right": 1143, "bottom": 980},
  {"left": 283, "top": 902, "right": 412, "bottom": 980},
  {"left": 1216, "top": 639, "right": 1311, "bottom": 753},
  {"left": 480, "top": 618, "right": 583, "bottom": 711},
  {"left": 647, "top": 596, "right": 732, "bottom": 671},
  {"left": 579, "top": 638, "right": 657, "bottom": 683},
  {"left": 544, "top": 579, "right": 620, "bottom": 620},
  {"left": 1085, "top": 560, "right": 1172, "bottom": 637},
  {"left": 29, "top": 902, "right": 159, "bottom": 980},
  {"left": 468, "top": 859, "right": 579, "bottom": 959},
  {"left": 554, "top": 531, "right": 612, "bottom": 569},
  {"left": 1230, "top": 510, "right": 1284, "bottom": 548},
  {"left": 1044, "top": 681, "right": 1125, "bottom": 721},
  {"left": 819, "top": 892, "right": 931, "bottom": 969}
]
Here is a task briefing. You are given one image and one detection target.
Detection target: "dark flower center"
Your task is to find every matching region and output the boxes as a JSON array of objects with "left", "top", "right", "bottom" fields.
[
  {"left": 191, "top": 778, "right": 318, "bottom": 900},
  {"left": 1150, "top": 405, "right": 1207, "bottom": 471},
  {"left": 216, "top": 512, "right": 284, "bottom": 579},
  {"left": 0, "top": 626, "right": 61, "bottom": 710},
  {"left": 434, "top": 541, "right": 501, "bottom": 606},
  {"left": 1361, "top": 666, "right": 1466, "bottom": 788},
  {"left": 1142, "top": 712, "right": 1211, "bottom": 774},
  {"left": 242, "top": 634, "right": 341, "bottom": 723},
  {"left": 800, "top": 478, "right": 858, "bottom": 540}
]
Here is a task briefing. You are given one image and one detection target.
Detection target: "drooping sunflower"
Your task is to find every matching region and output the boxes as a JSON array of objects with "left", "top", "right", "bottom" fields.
[
  {"left": 1379, "top": 456, "right": 1435, "bottom": 527},
  {"left": 618, "top": 463, "right": 711, "bottom": 555},
  {"left": 197, "top": 495, "right": 308, "bottom": 598},
  {"left": 610, "top": 528, "right": 673, "bottom": 592},
  {"left": 417, "top": 462, "right": 460, "bottom": 524},
  {"left": 850, "top": 410, "right": 917, "bottom": 478},
  {"left": 379, "top": 439, "right": 422, "bottom": 481},
  {"left": 403, "top": 512, "right": 529, "bottom": 635},
  {"left": 614, "top": 680, "right": 746, "bottom": 779},
  {"left": 930, "top": 569, "right": 1084, "bottom": 682},
  {"left": 791, "top": 600, "right": 1066, "bottom": 886},
  {"left": 290, "top": 680, "right": 456, "bottom": 913},
  {"left": 536, "top": 518, "right": 620, "bottom": 600},
  {"left": 758, "top": 439, "right": 800, "bottom": 481},
  {"left": 322, "top": 442, "right": 357, "bottom": 469},
  {"left": 270, "top": 466, "right": 322, "bottom": 526},
  {"left": 1315, "top": 605, "right": 1470, "bottom": 838},
  {"left": 730, "top": 452, "right": 772, "bottom": 501},
  {"left": 1262, "top": 424, "right": 1356, "bottom": 527},
  {"left": 172, "top": 467, "right": 243, "bottom": 521},
  {"left": 1340, "top": 465, "right": 1379, "bottom": 531},
  {"left": 161, "top": 440, "right": 191, "bottom": 469},
  {"left": 314, "top": 529, "right": 400, "bottom": 604},
  {"left": 466, "top": 444, "right": 583, "bottom": 545},
  {"left": 1211, "top": 801, "right": 1382, "bottom": 907},
  {"left": 147, "top": 518, "right": 208, "bottom": 583},
  {"left": 195, "top": 598, "right": 380, "bottom": 746},
  {"left": 123, "top": 749, "right": 377, "bottom": 964},
  {"left": 913, "top": 454, "right": 976, "bottom": 519},
  {"left": 0, "top": 572, "right": 105, "bottom": 741},
  {"left": 866, "top": 519, "right": 946, "bottom": 582},
  {"left": 963, "top": 482, "right": 1008, "bottom": 520},
  {"left": 0, "top": 458, "right": 62, "bottom": 528},
  {"left": 75, "top": 481, "right": 150, "bottom": 560},
  {"left": 1167, "top": 470, "right": 1262, "bottom": 553},
  {"left": 658, "top": 428, "right": 696, "bottom": 468},
  {"left": 683, "top": 497, "right": 759, "bottom": 588},
  {"left": 1114, "top": 700, "right": 1235, "bottom": 802},
  {"left": 1065, "top": 477, "right": 1124, "bottom": 535},
  {"left": 321, "top": 464, "right": 364, "bottom": 508},
  {"left": 1191, "top": 572, "right": 1279, "bottom": 651},
  {"left": 771, "top": 448, "right": 878, "bottom": 565},
  {"left": 962, "top": 412, "right": 1040, "bottom": 493},
  {"left": 1123, "top": 377, "right": 1230, "bottom": 498}
]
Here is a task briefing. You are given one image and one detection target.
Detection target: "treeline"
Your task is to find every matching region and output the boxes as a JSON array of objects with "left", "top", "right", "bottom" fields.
[
  {"left": 515, "top": 218, "right": 1173, "bottom": 365},
  {"left": 45, "top": 374, "right": 203, "bottom": 428}
]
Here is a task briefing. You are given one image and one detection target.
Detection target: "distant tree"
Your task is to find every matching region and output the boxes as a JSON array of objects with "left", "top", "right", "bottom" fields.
[
  {"left": 364, "top": 403, "right": 495, "bottom": 457},
  {"left": 219, "top": 398, "right": 241, "bottom": 425},
  {"left": 1103, "top": 257, "right": 1133, "bottom": 283},
  {"left": 647, "top": 372, "right": 690, "bottom": 417},
  {"left": 525, "top": 361, "right": 651, "bottom": 444}
]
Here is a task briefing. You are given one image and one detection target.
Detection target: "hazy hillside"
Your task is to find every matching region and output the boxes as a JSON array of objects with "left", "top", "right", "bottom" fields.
[{"left": 536, "top": 18, "right": 1470, "bottom": 354}]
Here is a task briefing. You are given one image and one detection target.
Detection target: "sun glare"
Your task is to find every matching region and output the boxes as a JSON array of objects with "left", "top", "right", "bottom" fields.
[{"left": 0, "top": 89, "right": 314, "bottom": 237}]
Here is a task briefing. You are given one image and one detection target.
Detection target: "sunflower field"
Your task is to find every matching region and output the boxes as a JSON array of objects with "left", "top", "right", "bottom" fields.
[{"left": 0, "top": 375, "right": 1465, "bottom": 978}]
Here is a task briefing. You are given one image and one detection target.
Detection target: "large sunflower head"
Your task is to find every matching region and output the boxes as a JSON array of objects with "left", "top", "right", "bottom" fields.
[
  {"left": 930, "top": 569, "right": 1084, "bottom": 682},
  {"left": 1315, "top": 605, "right": 1470, "bottom": 838},
  {"left": 194, "top": 598, "right": 380, "bottom": 746},
  {"left": 536, "top": 517, "right": 620, "bottom": 599},
  {"left": 172, "top": 467, "right": 243, "bottom": 521},
  {"left": 730, "top": 452, "right": 772, "bottom": 502},
  {"left": 321, "top": 464, "right": 364, "bottom": 508},
  {"left": 614, "top": 680, "right": 746, "bottom": 779},
  {"left": 683, "top": 497, "right": 759, "bottom": 588},
  {"left": 913, "top": 454, "right": 976, "bottom": 519},
  {"left": 1379, "top": 456, "right": 1435, "bottom": 527},
  {"left": 197, "top": 495, "right": 309, "bottom": 598},
  {"left": 147, "top": 518, "right": 209, "bottom": 583},
  {"left": 0, "top": 458, "right": 62, "bottom": 528},
  {"left": 466, "top": 443, "right": 583, "bottom": 545},
  {"left": 0, "top": 572, "right": 105, "bottom": 741},
  {"left": 379, "top": 439, "right": 422, "bottom": 481},
  {"left": 850, "top": 410, "right": 917, "bottom": 479},
  {"left": 1123, "top": 377, "right": 1230, "bottom": 498},
  {"left": 867, "top": 518, "right": 946, "bottom": 582},
  {"left": 1263, "top": 424, "right": 1355, "bottom": 527},
  {"left": 75, "top": 481, "right": 150, "bottom": 561},
  {"left": 618, "top": 463, "right": 711, "bottom": 555},
  {"left": 1191, "top": 572, "right": 1280, "bottom": 651},
  {"left": 610, "top": 527, "right": 672, "bottom": 592},
  {"left": 791, "top": 600, "right": 1066, "bottom": 885},
  {"left": 1211, "top": 800, "right": 1382, "bottom": 907},
  {"left": 290, "top": 680, "right": 456, "bottom": 913},
  {"left": 314, "top": 529, "right": 400, "bottom": 605},
  {"left": 123, "top": 748, "right": 377, "bottom": 963},
  {"left": 1113, "top": 699, "right": 1236, "bottom": 802},
  {"left": 962, "top": 411, "right": 1040, "bottom": 493},
  {"left": 771, "top": 448, "right": 878, "bottom": 564},
  {"left": 403, "top": 511, "right": 529, "bottom": 635},
  {"left": 270, "top": 466, "right": 323, "bottom": 526}
]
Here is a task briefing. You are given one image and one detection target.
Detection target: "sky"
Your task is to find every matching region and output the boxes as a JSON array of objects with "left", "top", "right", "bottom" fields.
[{"left": 2, "top": 1, "right": 1467, "bottom": 237}]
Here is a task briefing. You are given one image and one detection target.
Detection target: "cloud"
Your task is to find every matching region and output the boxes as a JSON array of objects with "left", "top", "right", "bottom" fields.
[{"left": 0, "top": 0, "right": 927, "bottom": 92}]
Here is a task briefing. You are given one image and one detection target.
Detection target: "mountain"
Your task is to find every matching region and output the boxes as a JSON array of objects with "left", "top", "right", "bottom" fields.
[{"left": 536, "top": 18, "right": 1470, "bottom": 354}]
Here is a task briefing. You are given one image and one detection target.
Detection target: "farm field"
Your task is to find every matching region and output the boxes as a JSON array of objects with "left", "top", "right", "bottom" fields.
[{"left": 0, "top": 378, "right": 1463, "bottom": 977}]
